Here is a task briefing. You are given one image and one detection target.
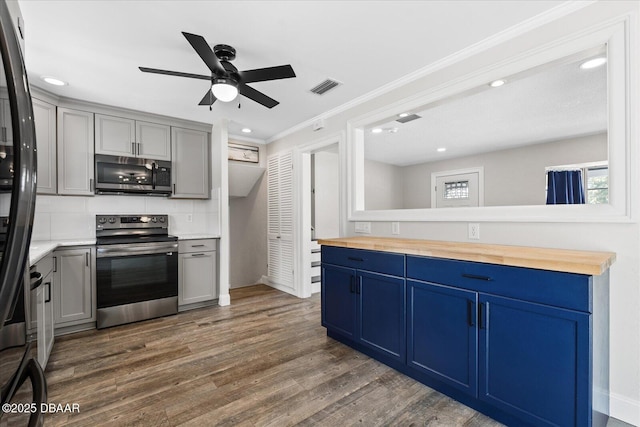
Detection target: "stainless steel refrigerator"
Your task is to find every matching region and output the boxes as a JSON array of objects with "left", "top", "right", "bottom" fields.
[{"left": 0, "top": 0, "right": 45, "bottom": 425}]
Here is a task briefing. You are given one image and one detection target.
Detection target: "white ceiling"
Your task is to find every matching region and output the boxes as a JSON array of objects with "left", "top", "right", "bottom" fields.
[
  {"left": 18, "top": 0, "right": 567, "bottom": 142},
  {"left": 365, "top": 50, "right": 608, "bottom": 166}
]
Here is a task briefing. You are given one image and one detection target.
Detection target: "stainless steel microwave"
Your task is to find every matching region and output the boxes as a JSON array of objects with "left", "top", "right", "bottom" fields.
[{"left": 95, "top": 154, "right": 172, "bottom": 196}]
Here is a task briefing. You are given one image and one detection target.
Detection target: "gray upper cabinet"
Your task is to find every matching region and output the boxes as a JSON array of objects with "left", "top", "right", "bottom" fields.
[
  {"left": 95, "top": 114, "right": 171, "bottom": 161},
  {"left": 57, "top": 107, "right": 95, "bottom": 195},
  {"left": 136, "top": 121, "right": 171, "bottom": 160},
  {"left": 171, "top": 127, "right": 209, "bottom": 199},
  {"left": 33, "top": 98, "right": 57, "bottom": 194}
]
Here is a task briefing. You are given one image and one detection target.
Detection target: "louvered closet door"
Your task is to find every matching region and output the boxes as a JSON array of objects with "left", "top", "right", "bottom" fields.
[{"left": 267, "top": 151, "right": 294, "bottom": 290}]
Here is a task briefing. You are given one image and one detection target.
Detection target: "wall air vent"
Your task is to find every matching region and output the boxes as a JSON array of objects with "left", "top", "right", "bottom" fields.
[
  {"left": 396, "top": 114, "right": 422, "bottom": 123},
  {"left": 310, "top": 78, "right": 341, "bottom": 95}
]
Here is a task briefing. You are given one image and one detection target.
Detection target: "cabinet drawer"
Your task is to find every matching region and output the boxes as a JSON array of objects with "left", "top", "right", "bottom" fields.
[
  {"left": 34, "top": 254, "right": 54, "bottom": 277},
  {"left": 179, "top": 239, "right": 217, "bottom": 254},
  {"left": 322, "top": 246, "right": 404, "bottom": 277},
  {"left": 406, "top": 255, "right": 591, "bottom": 312}
]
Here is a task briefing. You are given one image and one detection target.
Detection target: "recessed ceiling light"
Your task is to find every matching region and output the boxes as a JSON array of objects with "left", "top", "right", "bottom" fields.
[
  {"left": 398, "top": 112, "right": 409, "bottom": 118},
  {"left": 41, "top": 76, "right": 67, "bottom": 86},
  {"left": 580, "top": 57, "right": 607, "bottom": 70},
  {"left": 437, "top": 147, "right": 447, "bottom": 152},
  {"left": 371, "top": 128, "right": 383, "bottom": 134},
  {"left": 241, "top": 128, "right": 252, "bottom": 133},
  {"left": 489, "top": 79, "right": 505, "bottom": 88}
]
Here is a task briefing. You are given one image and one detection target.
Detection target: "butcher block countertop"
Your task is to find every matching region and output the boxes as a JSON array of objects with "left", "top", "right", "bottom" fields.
[{"left": 317, "top": 237, "right": 616, "bottom": 276}]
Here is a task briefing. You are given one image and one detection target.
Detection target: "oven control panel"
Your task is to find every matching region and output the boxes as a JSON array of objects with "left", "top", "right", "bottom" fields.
[{"left": 96, "top": 214, "right": 168, "bottom": 230}]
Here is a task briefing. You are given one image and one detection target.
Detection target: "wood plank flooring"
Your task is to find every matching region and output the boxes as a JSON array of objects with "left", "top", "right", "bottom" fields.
[{"left": 8, "top": 285, "right": 506, "bottom": 426}]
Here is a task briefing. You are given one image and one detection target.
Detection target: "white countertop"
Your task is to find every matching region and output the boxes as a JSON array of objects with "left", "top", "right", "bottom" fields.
[
  {"left": 29, "top": 234, "right": 220, "bottom": 265},
  {"left": 29, "top": 239, "right": 96, "bottom": 266}
]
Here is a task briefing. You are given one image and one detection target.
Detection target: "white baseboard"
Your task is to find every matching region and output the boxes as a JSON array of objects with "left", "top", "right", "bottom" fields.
[
  {"left": 610, "top": 392, "right": 640, "bottom": 426},
  {"left": 218, "top": 293, "right": 230, "bottom": 306},
  {"left": 261, "top": 275, "right": 298, "bottom": 297}
]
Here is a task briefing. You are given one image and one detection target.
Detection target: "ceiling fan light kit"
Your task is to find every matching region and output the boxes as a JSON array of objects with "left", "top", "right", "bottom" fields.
[
  {"left": 211, "top": 78, "right": 239, "bottom": 102},
  {"left": 139, "top": 31, "right": 296, "bottom": 109}
]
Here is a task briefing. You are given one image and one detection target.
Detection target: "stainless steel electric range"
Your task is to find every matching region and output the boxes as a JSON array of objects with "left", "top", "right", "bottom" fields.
[{"left": 95, "top": 215, "right": 178, "bottom": 329}]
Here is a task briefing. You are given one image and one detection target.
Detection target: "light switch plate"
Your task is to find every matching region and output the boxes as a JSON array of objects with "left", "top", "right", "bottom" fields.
[
  {"left": 355, "top": 222, "right": 371, "bottom": 234},
  {"left": 392, "top": 222, "right": 400, "bottom": 235}
]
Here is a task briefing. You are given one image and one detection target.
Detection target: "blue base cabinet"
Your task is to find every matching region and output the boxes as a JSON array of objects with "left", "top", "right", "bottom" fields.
[
  {"left": 321, "top": 247, "right": 406, "bottom": 364},
  {"left": 321, "top": 246, "right": 609, "bottom": 427}
]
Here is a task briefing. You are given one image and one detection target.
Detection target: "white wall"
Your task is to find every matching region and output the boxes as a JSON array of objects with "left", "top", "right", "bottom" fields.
[
  {"left": 400, "top": 132, "right": 607, "bottom": 208},
  {"left": 266, "top": 2, "right": 640, "bottom": 424},
  {"left": 364, "top": 159, "right": 404, "bottom": 210},
  {"left": 31, "top": 193, "right": 219, "bottom": 241},
  {"left": 313, "top": 150, "right": 340, "bottom": 239}
]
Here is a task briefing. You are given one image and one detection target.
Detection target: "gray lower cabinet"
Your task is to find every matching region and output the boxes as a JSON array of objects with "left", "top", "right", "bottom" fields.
[
  {"left": 30, "top": 254, "right": 55, "bottom": 369},
  {"left": 53, "top": 247, "right": 95, "bottom": 329},
  {"left": 178, "top": 239, "right": 217, "bottom": 308}
]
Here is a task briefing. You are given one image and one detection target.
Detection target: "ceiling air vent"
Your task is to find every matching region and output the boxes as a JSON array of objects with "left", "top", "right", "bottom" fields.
[
  {"left": 396, "top": 114, "right": 422, "bottom": 124},
  {"left": 310, "top": 78, "right": 341, "bottom": 95}
]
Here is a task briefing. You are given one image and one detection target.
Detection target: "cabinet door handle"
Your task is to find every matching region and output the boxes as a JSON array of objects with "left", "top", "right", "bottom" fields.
[
  {"left": 89, "top": 178, "right": 94, "bottom": 192},
  {"left": 191, "top": 253, "right": 205, "bottom": 257},
  {"left": 355, "top": 277, "right": 361, "bottom": 295},
  {"left": 132, "top": 142, "right": 136, "bottom": 155},
  {"left": 349, "top": 276, "right": 355, "bottom": 293},
  {"left": 45, "top": 282, "right": 51, "bottom": 303},
  {"left": 191, "top": 244, "right": 206, "bottom": 248},
  {"left": 85, "top": 252, "right": 89, "bottom": 267},
  {"left": 467, "top": 300, "right": 476, "bottom": 326},
  {"left": 173, "top": 183, "right": 176, "bottom": 194},
  {"left": 462, "top": 273, "right": 492, "bottom": 281},
  {"left": 347, "top": 256, "right": 364, "bottom": 262},
  {"left": 137, "top": 142, "right": 142, "bottom": 156},
  {"left": 478, "top": 302, "right": 488, "bottom": 329},
  {"left": 53, "top": 257, "right": 57, "bottom": 273}
]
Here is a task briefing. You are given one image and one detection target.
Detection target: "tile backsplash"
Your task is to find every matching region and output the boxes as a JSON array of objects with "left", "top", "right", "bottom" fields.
[{"left": 29, "top": 189, "right": 220, "bottom": 241}]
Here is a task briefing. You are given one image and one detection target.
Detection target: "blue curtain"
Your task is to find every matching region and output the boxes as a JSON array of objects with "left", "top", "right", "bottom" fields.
[{"left": 546, "top": 170, "right": 585, "bottom": 204}]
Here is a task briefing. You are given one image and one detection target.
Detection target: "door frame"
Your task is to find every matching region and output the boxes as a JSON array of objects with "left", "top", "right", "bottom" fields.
[
  {"left": 431, "top": 167, "right": 485, "bottom": 208},
  {"left": 294, "top": 131, "right": 346, "bottom": 298}
]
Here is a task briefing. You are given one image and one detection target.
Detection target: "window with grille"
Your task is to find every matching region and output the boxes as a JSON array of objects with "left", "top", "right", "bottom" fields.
[
  {"left": 586, "top": 166, "right": 608, "bottom": 204},
  {"left": 443, "top": 180, "right": 469, "bottom": 199}
]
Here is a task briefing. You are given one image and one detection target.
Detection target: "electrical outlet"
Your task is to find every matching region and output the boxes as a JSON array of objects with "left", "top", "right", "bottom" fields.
[
  {"left": 355, "top": 222, "right": 371, "bottom": 234},
  {"left": 468, "top": 223, "right": 480, "bottom": 240},
  {"left": 392, "top": 222, "right": 400, "bottom": 235},
  {"left": 186, "top": 214, "right": 193, "bottom": 223}
]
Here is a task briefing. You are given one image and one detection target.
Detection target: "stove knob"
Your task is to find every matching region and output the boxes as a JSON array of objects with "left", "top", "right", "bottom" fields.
[
  {"left": 108, "top": 217, "right": 116, "bottom": 224},
  {"left": 159, "top": 217, "right": 166, "bottom": 223},
  {"left": 151, "top": 217, "right": 158, "bottom": 223},
  {"left": 98, "top": 217, "right": 107, "bottom": 224}
]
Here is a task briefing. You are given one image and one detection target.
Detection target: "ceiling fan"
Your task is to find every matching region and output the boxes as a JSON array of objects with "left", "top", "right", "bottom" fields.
[{"left": 139, "top": 32, "right": 296, "bottom": 109}]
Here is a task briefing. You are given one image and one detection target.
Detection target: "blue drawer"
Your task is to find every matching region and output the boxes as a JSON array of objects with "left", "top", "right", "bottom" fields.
[
  {"left": 322, "top": 246, "right": 405, "bottom": 277},
  {"left": 406, "top": 255, "right": 591, "bottom": 312}
]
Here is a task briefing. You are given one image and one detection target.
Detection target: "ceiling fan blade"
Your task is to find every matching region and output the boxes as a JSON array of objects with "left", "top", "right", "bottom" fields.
[
  {"left": 240, "top": 84, "right": 279, "bottom": 108},
  {"left": 198, "top": 90, "right": 216, "bottom": 106},
  {"left": 240, "top": 65, "right": 296, "bottom": 83},
  {"left": 182, "top": 32, "right": 226, "bottom": 76},
  {"left": 139, "top": 67, "right": 210, "bottom": 81}
]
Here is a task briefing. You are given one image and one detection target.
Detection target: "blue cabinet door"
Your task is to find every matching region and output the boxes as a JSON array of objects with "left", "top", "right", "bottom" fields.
[
  {"left": 407, "top": 279, "right": 478, "bottom": 396},
  {"left": 321, "top": 264, "right": 356, "bottom": 339},
  {"left": 357, "top": 271, "right": 406, "bottom": 363},
  {"left": 479, "top": 294, "right": 590, "bottom": 427}
]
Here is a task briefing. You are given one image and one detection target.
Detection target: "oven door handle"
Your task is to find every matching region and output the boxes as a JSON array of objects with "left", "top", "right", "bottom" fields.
[{"left": 96, "top": 242, "right": 178, "bottom": 258}]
